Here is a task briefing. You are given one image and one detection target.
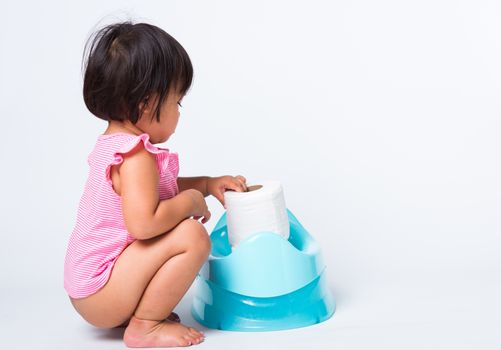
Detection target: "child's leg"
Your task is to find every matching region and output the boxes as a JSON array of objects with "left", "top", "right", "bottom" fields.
[
  {"left": 71, "top": 218, "right": 211, "bottom": 347},
  {"left": 116, "top": 311, "right": 180, "bottom": 328}
]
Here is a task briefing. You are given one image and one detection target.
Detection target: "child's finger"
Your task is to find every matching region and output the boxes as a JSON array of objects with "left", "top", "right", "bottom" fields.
[
  {"left": 235, "top": 179, "right": 246, "bottom": 192},
  {"left": 225, "top": 180, "right": 245, "bottom": 193},
  {"left": 236, "top": 175, "right": 246, "bottom": 183},
  {"left": 235, "top": 177, "right": 247, "bottom": 191}
]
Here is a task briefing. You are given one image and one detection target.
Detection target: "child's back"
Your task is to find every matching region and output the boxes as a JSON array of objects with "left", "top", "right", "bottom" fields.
[{"left": 64, "top": 133, "right": 179, "bottom": 298}]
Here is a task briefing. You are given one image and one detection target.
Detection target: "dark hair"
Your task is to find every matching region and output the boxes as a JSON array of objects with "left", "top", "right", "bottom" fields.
[{"left": 83, "top": 22, "right": 193, "bottom": 123}]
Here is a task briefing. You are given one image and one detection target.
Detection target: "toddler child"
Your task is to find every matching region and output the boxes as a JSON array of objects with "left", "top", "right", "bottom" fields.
[{"left": 63, "top": 21, "right": 248, "bottom": 348}]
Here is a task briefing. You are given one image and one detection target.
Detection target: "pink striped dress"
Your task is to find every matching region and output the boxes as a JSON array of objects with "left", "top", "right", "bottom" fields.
[{"left": 64, "top": 133, "right": 180, "bottom": 299}]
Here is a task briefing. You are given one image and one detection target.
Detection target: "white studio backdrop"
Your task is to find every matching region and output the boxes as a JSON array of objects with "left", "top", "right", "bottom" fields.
[{"left": 0, "top": 0, "right": 500, "bottom": 348}]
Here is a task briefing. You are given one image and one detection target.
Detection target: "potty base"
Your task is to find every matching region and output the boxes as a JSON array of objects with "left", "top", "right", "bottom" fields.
[
  {"left": 191, "top": 270, "right": 335, "bottom": 332},
  {"left": 191, "top": 209, "right": 336, "bottom": 331}
]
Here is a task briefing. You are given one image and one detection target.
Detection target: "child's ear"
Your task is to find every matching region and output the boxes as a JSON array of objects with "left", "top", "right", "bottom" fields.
[
  {"left": 139, "top": 95, "right": 154, "bottom": 119},
  {"left": 139, "top": 96, "right": 150, "bottom": 112}
]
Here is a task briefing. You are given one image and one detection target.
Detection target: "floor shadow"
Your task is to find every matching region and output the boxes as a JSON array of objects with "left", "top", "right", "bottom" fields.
[{"left": 90, "top": 326, "right": 125, "bottom": 341}]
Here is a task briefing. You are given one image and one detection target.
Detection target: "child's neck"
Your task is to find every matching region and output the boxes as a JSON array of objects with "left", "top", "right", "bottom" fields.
[{"left": 104, "top": 121, "right": 145, "bottom": 136}]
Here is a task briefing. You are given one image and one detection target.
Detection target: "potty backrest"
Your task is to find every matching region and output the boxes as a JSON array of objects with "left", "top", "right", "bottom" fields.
[{"left": 206, "top": 209, "right": 325, "bottom": 297}]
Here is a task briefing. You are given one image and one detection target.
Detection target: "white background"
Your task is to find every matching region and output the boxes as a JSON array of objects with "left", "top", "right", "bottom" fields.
[{"left": 1, "top": 0, "right": 500, "bottom": 349}]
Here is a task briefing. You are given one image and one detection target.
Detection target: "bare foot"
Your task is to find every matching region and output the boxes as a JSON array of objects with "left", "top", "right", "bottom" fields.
[
  {"left": 124, "top": 316, "right": 205, "bottom": 348},
  {"left": 117, "top": 312, "right": 181, "bottom": 328}
]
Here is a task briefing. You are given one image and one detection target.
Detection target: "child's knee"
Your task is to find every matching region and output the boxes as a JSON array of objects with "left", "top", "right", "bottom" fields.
[{"left": 178, "top": 219, "right": 212, "bottom": 255}]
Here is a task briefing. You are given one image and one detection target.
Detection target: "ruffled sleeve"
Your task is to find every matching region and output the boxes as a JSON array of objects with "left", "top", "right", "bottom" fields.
[{"left": 105, "top": 133, "right": 179, "bottom": 184}]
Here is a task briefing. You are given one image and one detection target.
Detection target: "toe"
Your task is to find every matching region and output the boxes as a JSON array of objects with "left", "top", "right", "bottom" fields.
[
  {"left": 187, "top": 333, "right": 203, "bottom": 345},
  {"left": 189, "top": 327, "right": 204, "bottom": 337},
  {"left": 183, "top": 335, "right": 197, "bottom": 346},
  {"left": 180, "top": 337, "right": 192, "bottom": 347}
]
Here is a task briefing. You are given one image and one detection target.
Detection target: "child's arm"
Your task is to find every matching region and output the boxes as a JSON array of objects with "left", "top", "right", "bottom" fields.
[
  {"left": 116, "top": 143, "right": 209, "bottom": 240},
  {"left": 177, "top": 177, "right": 210, "bottom": 197},
  {"left": 180, "top": 175, "right": 248, "bottom": 208}
]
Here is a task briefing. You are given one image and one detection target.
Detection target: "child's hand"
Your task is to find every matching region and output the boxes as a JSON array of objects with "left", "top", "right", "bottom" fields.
[
  {"left": 207, "top": 175, "right": 247, "bottom": 208},
  {"left": 182, "top": 189, "right": 211, "bottom": 224}
]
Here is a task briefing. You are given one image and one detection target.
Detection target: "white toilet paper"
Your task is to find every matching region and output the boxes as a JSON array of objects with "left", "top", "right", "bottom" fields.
[{"left": 223, "top": 180, "right": 290, "bottom": 247}]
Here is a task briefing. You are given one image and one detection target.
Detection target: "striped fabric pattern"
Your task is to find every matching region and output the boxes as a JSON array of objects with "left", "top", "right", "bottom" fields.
[{"left": 64, "top": 133, "right": 179, "bottom": 299}]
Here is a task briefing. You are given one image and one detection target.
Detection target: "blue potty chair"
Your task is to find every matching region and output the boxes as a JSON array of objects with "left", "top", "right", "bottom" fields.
[{"left": 191, "top": 209, "right": 335, "bottom": 331}]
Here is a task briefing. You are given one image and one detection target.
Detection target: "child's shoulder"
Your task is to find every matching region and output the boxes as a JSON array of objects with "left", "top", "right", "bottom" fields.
[
  {"left": 92, "top": 132, "right": 171, "bottom": 162},
  {"left": 87, "top": 133, "right": 142, "bottom": 164},
  {"left": 96, "top": 132, "right": 150, "bottom": 152}
]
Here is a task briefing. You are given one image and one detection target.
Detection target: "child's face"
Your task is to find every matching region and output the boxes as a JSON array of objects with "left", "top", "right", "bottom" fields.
[{"left": 137, "top": 91, "right": 183, "bottom": 144}]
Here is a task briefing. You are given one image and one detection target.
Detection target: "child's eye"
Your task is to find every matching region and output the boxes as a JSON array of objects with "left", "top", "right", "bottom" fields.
[{"left": 177, "top": 101, "right": 183, "bottom": 108}]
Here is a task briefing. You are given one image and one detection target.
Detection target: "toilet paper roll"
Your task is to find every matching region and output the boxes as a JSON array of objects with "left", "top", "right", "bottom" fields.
[{"left": 224, "top": 180, "right": 290, "bottom": 247}]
